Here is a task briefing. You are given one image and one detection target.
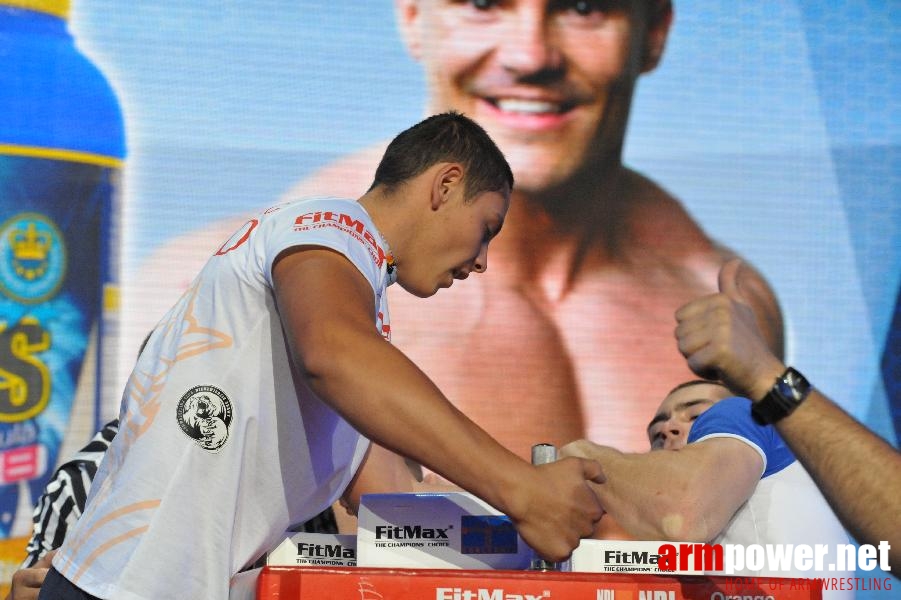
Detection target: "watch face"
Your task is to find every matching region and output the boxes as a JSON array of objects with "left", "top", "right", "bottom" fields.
[
  {"left": 777, "top": 377, "right": 799, "bottom": 402},
  {"left": 781, "top": 368, "right": 811, "bottom": 402}
]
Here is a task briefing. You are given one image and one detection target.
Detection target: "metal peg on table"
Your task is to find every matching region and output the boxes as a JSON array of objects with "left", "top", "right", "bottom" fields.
[{"left": 529, "top": 443, "right": 562, "bottom": 572}]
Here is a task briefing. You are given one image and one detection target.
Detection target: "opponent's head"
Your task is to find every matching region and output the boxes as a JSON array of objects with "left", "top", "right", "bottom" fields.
[{"left": 647, "top": 380, "right": 732, "bottom": 450}]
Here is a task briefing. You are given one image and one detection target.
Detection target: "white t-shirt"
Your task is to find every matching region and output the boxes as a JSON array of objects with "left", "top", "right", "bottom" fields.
[
  {"left": 53, "top": 198, "right": 392, "bottom": 600},
  {"left": 690, "top": 397, "right": 854, "bottom": 598}
]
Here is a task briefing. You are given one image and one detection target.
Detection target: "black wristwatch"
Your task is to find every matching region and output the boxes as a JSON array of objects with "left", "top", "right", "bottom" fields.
[{"left": 751, "top": 367, "right": 812, "bottom": 425}]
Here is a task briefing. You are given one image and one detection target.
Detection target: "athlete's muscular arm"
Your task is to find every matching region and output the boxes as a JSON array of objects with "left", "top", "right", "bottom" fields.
[
  {"left": 676, "top": 259, "right": 901, "bottom": 574},
  {"left": 273, "top": 247, "right": 605, "bottom": 562},
  {"left": 340, "top": 443, "right": 461, "bottom": 517},
  {"left": 334, "top": 443, "right": 461, "bottom": 535},
  {"left": 560, "top": 438, "right": 761, "bottom": 542}
]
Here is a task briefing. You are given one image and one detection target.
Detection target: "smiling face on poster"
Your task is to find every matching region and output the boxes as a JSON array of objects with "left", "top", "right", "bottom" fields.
[{"left": 61, "top": 0, "right": 897, "bottom": 547}]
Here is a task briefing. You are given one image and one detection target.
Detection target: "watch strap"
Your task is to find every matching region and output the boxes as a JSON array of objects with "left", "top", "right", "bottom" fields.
[{"left": 751, "top": 367, "right": 812, "bottom": 425}]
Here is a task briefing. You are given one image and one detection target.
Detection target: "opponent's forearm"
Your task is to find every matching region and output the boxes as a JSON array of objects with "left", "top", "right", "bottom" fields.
[
  {"left": 566, "top": 444, "right": 710, "bottom": 541},
  {"left": 775, "top": 392, "right": 901, "bottom": 573}
]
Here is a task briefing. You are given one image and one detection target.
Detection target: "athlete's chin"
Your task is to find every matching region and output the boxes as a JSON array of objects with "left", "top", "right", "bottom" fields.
[
  {"left": 398, "top": 271, "right": 456, "bottom": 297},
  {"left": 398, "top": 280, "right": 438, "bottom": 299},
  {"left": 432, "top": 279, "right": 452, "bottom": 295}
]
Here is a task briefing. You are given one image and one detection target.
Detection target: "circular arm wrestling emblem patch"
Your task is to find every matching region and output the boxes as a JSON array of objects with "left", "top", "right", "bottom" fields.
[{"left": 176, "top": 385, "right": 233, "bottom": 452}]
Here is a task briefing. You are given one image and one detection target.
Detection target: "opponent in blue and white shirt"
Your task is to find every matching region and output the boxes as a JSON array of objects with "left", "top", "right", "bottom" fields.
[
  {"left": 662, "top": 382, "right": 853, "bottom": 593},
  {"left": 564, "top": 379, "right": 852, "bottom": 597}
]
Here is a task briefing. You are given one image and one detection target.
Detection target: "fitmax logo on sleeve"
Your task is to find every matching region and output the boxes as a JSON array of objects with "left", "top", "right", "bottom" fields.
[{"left": 294, "top": 211, "right": 390, "bottom": 268}]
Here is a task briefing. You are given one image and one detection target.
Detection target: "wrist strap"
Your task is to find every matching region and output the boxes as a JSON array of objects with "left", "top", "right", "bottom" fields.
[{"left": 751, "top": 367, "right": 812, "bottom": 425}]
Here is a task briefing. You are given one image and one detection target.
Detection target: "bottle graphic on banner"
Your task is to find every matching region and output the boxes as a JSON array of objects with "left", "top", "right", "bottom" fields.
[{"left": 0, "top": 0, "right": 125, "bottom": 543}]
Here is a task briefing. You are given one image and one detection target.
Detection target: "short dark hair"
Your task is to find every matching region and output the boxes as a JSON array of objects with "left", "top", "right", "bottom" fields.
[
  {"left": 369, "top": 111, "right": 513, "bottom": 201},
  {"left": 665, "top": 379, "right": 732, "bottom": 397}
]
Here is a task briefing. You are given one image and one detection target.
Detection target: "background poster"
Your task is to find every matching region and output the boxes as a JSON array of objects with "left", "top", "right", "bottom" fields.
[
  {"left": 80, "top": 1, "right": 899, "bottom": 440},
  {"left": 9, "top": 0, "right": 899, "bottom": 591}
]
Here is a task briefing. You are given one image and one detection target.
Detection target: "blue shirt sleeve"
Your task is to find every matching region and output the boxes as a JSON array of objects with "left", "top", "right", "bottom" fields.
[{"left": 687, "top": 396, "right": 795, "bottom": 478}]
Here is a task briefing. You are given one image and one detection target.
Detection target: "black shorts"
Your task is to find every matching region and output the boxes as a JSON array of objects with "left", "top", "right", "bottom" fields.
[{"left": 38, "top": 567, "right": 102, "bottom": 600}]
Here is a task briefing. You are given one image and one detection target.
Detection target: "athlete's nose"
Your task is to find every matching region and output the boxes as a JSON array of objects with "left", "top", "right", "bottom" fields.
[{"left": 473, "top": 243, "right": 489, "bottom": 273}]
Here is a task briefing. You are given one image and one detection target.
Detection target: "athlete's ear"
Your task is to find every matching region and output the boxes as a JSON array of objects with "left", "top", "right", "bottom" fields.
[
  {"left": 430, "top": 163, "right": 464, "bottom": 210},
  {"left": 396, "top": 0, "right": 422, "bottom": 61},
  {"left": 641, "top": 0, "right": 673, "bottom": 73}
]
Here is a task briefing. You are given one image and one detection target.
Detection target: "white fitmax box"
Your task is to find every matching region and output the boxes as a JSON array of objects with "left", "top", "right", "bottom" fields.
[
  {"left": 570, "top": 539, "right": 703, "bottom": 575},
  {"left": 357, "top": 492, "right": 535, "bottom": 570},
  {"left": 267, "top": 532, "right": 357, "bottom": 567}
]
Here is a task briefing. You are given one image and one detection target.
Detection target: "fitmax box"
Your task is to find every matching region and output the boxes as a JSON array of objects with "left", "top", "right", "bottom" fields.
[
  {"left": 357, "top": 492, "right": 534, "bottom": 570},
  {"left": 267, "top": 532, "right": 357, "bottom": 567},
  {"left": 571, "top": 539, "right": 703, "bottom": 575}
]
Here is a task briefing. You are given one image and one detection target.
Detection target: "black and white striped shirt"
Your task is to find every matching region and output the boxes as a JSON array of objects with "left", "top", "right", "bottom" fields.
[{"left": 22, "top": 419, "right": 119, "bottom": 568}]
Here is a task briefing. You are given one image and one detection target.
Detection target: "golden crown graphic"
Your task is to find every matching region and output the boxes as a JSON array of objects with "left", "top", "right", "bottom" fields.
[{"left": 9, "top": 221, "right": 52, "bottom": 262}]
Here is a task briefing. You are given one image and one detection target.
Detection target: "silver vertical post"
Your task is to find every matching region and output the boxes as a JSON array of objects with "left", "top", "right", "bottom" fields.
[{"left": 529, "top": 443, "right": 561, "bottom": 571}]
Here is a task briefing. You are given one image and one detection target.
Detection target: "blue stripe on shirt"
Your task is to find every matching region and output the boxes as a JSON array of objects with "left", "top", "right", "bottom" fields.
[{"left": 688, "top": 396, "right": 795, "bottom": 478}]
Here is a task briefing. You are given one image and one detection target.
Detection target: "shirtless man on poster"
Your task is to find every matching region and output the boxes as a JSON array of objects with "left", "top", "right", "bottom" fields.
[{"left": 133, "top": 0, "right": 782, "bottom": 464}]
